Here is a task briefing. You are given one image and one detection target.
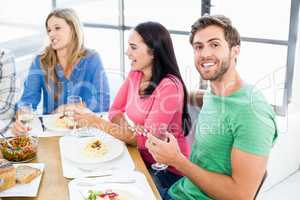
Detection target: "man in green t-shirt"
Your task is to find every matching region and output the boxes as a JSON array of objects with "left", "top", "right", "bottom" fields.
[{"left": 146, "top": 15, "right": 277, "bottom": 200}]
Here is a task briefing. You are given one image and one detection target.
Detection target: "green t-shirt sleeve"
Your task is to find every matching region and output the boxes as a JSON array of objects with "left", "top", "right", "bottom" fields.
[{"left": 232, "top": 104, "right": 277, "bottom": 156}]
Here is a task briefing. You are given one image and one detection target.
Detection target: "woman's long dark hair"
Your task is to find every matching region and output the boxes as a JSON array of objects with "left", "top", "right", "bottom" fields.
[{"left": 135, "top": 21, "right": 191, "bottom": 136}]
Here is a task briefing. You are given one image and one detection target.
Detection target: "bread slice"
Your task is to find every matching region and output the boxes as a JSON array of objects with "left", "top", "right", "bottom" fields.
[
  {"left": 16, "top": 165, "right": 41, "bottom": 184},
  {"left": 0, "top": 159, "right": 16, "bottom": 191}
]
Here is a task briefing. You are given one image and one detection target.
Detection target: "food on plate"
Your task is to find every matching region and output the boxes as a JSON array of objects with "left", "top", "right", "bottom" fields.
[
  {"left": 0, "top": 159, "right": 42, "bottom": 192},
  {"left": 0, "top": 136, "right": 38, "bottom": 162},
  {"left": 86, "top": 189, "right": 134, "bottom": 200},
  {"left": 0, "top": 159, "right": 16, "bottom": 191},
  {"left": 83, "top": 139, "right": 107, "bottom": 158},
  {"left": 16, "top": 165, "right": 41, "bottom": 184}
]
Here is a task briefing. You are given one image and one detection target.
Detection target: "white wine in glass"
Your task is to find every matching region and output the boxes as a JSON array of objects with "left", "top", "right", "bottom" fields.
[
  {"left": 18, "top": 102, "right": 34, "bottom": 133},
  {"left": 66, "top": 95, "right": 82, "bottom": 131}
]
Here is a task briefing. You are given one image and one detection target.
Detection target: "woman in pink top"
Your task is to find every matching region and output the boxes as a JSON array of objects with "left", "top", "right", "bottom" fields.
[{"left": 74, "top": 21, "right": 191, "bottom": 199}]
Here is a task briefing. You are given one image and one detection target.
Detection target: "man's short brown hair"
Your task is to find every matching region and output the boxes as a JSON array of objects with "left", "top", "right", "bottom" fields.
[{"left": 190, "top": 15, "right": 241, "bottom": 48}]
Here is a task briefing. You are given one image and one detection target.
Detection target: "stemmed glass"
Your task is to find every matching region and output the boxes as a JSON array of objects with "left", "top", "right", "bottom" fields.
[
  {"left": 151, "top": 124, "right": 169, "bottom": 171},
  {"left": 125, "top": 113, "right": 169, "bottom": 171},
  {"left": 65, "top": 95, "right": 82, "bottom": 132},
  {"left": 124, "top": 112, "right": 135, "bottom": 131},
  {"left": 17, "top": 102, "right": 34, "bottom": 135}
]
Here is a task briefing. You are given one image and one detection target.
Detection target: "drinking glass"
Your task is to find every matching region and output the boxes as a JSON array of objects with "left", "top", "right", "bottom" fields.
[
  {"left": 65, "top": 95, "right": 82, "bottom": 131},
  {"left": 151, "top": 124, "right": 169, "bottom": 171},
  {"left": 124, "top": 112, "right": 136, "bottom": 131},
  {"left": 17, "top": 102, "right": 34, "bottom": 134}
]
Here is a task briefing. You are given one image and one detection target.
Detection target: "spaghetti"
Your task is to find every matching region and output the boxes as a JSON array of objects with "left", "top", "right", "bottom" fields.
[{"left": 83, "top": 139, "right": 107, "bottom": 158}]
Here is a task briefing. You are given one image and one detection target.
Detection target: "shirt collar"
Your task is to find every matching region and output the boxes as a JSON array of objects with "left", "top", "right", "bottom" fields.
[{"left": 55, "top": 58, "right": 84, "bottom": 81}]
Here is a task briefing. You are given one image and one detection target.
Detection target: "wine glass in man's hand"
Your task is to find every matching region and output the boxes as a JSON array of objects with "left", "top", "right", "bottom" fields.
[{"left": 151, "top": 125, "right": 169, "bottom": 171}]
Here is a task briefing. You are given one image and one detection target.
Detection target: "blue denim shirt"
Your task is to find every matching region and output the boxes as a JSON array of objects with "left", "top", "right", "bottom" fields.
[{"left": 18, "top": 49, "right": 110, "bottom": 114}]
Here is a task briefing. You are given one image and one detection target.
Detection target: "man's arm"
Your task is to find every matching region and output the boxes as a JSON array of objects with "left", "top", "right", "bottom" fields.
[
  {"left": 146, "top": 133, "right": 267, "bottom": 200},
  {"left": 0, "top": 49, "right": 17, "bottom": 120},
  {"left": 175, "top": 148, "right": 266, "bottom": 200}
]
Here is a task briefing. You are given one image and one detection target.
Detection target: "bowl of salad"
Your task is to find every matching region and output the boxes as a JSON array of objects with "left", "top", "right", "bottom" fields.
[{"left": 0, "top": 135, "right": 38, "bottom": 162}]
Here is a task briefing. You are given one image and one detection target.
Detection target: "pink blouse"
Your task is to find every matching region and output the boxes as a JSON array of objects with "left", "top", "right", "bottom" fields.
[{"left": 109, "top": 70, "right": 190, "bottom": 174}]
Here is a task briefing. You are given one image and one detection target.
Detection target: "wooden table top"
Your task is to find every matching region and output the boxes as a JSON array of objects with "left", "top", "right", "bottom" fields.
[{"left": 2, "top": 137, "right": 162, "bottom": 200}]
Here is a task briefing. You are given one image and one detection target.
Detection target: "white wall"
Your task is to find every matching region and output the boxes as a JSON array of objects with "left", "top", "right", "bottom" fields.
[{"left": 262, "top": 11, "right": 300, "bottom": 192}]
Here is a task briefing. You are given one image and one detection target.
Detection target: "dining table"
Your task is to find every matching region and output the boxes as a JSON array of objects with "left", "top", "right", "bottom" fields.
[{"left": 2, "top": 136, "right": 162, "bottom": 200}]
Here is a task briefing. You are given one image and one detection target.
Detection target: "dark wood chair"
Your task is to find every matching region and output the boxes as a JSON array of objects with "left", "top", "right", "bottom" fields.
[{"left": 254, "top": 171, "right": 268, "bottom": 200}]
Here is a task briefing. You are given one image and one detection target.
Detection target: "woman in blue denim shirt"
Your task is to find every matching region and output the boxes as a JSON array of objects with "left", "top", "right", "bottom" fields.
[{"left": 12, "top": 8, "right": 110, "bottom": 133}]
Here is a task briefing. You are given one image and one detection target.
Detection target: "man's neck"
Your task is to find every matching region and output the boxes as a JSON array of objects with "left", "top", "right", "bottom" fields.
[{"left": 210, "top": 67, "right": 243, "bottom": 96}]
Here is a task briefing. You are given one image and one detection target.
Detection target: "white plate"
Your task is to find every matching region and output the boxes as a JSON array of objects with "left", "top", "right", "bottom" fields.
[
  {"left": 0, "top": 163, "right": 45, "bottom": 197},
  {"left": 68, "top": 171, "right": 156, "bottom": 200},
  {"left": 61, "top": 136, "right": 124, "bottom": 165},
  {"left": 59, "top": 136, "right": 135, "bottom": 179},
  {"left": 42, "top": 114, "right": 71, "bottom": 132},
  {"left": 79, "top": 183, "right": 143, "bottom": 200}
]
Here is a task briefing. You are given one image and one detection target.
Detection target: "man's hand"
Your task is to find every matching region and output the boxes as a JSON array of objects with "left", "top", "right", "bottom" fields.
[
  {"left": 145, "top": 132, "right": 185, "bottom": 167},
  {"left": 11, "top": 120, "right": 30, "bottom": 136}
]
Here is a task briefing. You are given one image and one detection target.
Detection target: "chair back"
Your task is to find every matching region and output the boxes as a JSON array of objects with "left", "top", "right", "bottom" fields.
[{"left": 186, "top": 104, "right": 201, "bottom": 146}]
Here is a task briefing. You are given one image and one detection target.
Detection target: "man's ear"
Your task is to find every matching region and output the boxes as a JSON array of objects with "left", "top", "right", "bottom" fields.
[{"left": 232, "top": 45, "right": 240, "bottom": 57}]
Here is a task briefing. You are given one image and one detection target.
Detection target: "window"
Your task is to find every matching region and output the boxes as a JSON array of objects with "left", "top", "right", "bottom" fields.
[
  {"left": 237, "top": 42, "right": 287, "bottom": 106},
  {"left": 123, "top": 0, "right": 202, "bottom": 89},
  {"left": 125, "top": 0, "right": 202, "bottom": 31},
  {"left": 211, "top": 0, "right": 290, "bottom": 40},
  {"left": 0, "top": 0, "right": 50, "bottom": 56},
  {"left": 210, "top": 0, "right": 299, "bottom": 116},
  {"left": 84, "top": 28, "right": 120, "bottom": 71},
  {"left": 1, "top": 0, "right": 298, "bottom": 117},
  {"left": 57, "top": 0, "right": 119, "bottom": 25},
  {"left": 171, "top": 34, "right": 199, "bottom": 91},
  {"left": 0, "top": 0, "right": 50, "bottom": 27}
]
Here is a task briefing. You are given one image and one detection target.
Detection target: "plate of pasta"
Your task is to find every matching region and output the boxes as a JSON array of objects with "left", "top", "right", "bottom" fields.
[{"left": 60, "top": 136, "right": 124, "bottom": 166}]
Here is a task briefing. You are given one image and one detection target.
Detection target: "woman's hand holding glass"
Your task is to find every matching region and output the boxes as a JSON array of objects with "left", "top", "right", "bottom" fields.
[
  {"left": 124, "top": 113, "right": 150, "bottom": 137},
  {"left": 65, "top": 95, "right": 83, "bottom": 131},
  {"left": 70, "top": 99, "right": 97, "bottom": 131},
  {"left": 73, "top": 107, "right": 96, "bottom": 128}
]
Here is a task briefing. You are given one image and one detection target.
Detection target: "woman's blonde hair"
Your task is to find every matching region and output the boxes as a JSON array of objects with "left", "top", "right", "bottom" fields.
[{"left": 40, "top": 8, "right": 86, "bottom": 100}]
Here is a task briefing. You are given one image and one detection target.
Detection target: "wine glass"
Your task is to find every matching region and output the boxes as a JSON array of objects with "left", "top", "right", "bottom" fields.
[
  {"left": 65, "top": 95, "right": 82, "bottom": 132},
  {"left": 17, "top": 102, "right": 34, "bottom": 134},
  {"left": 151, "top": 124, "right": 169, "bottom": 171},
  {"left": 124, "top": 112, "right": 136, "bottom": 132}
]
